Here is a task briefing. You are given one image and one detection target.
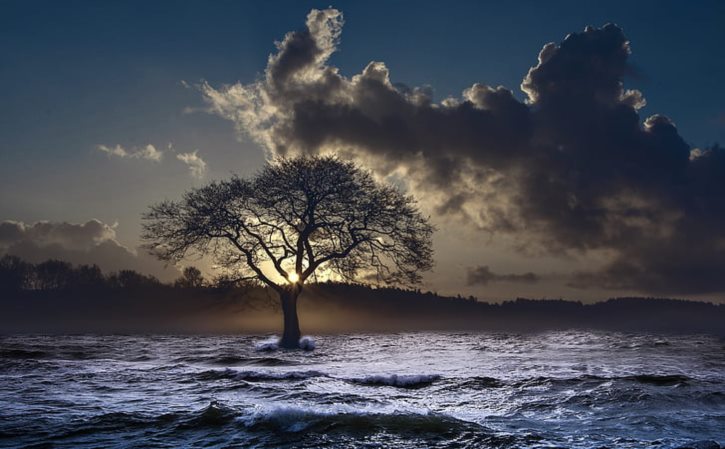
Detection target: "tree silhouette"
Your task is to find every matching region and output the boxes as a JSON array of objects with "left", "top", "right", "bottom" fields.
[
  {"left": 175, "top": 266, "right": 205, "bottom": 288},
  {"left": 34, "top": 260, "right": 74, "bottom": 291},
  {"left": 71, "top": 264, "right": 106, "bottom": 290},
  {"left": 0, "top": 255, "right": 32, "bottom": 292},
  {"left": 142, "top": 156, "right": 434, "bottom": 347},
  {"left": 108, "top": 269, "right": 161, "bottom": 289}
]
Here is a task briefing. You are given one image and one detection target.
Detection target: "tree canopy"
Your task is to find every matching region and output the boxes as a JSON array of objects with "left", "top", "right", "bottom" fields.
[
  {"left": 142, "top": 155, "right": 435, "bottom": 347},
  {"left": 141, "top": 156, "right": 434, "bottom": 293}
]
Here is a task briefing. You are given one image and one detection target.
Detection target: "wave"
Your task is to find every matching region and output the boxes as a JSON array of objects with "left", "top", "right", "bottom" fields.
[
  {"left": 457, "top": 376, "right": 505, "bottom": 389},
  {"left": 278, "top": 389, "right": 385, "bottom": 406},
  {"left": 299, "top": 336, "right": 316, "bottom": 351},
  {"left": 196, "top": 368, "right": 442, "bottom": 389},
  {"left": 196, "top": 368, "right": 326, "bottom": 382},
  {"left": 211, "top": 355, "right": 299, "bottom": 366},
  {"left": 49, "top": 402, "right": 490, "bottom": 438},
  {"left": 624, "top": 374, "right": 691, "bottom": 386},
  {"left": 0, "top": 349, "right": 49, "bottom": 359},
  {"left": 243, "top": 404, "right": 484, "bottom": 436},
  {"left": 255, "top": 336, "right": 317, "bottom": 351},
  {"left": 0, "top": 348, "right": 99, "bottom": 360},
  {"left": 350, "top": 374, "right": 441, "bottom": 388},
  {"left": 255, "top": 337, "right": 279, "bottom": 352},
  {"left": 51, "top": 411, "right": 181, "bottom": 439},
  {"left": 206, "top": 355, "right": 251, "bottom": 365},
  {"left": 512, "top": 373, "right": 693, "bottom": 388},
  {"left": 177, "top": 401, "right": 239, "bottom": 428},
  {"left": 173, "top": 355, "right": 298, "bottom": 366},
  {"left": 45, "top": 402, "right": 241, "bottom": 439},
  {"left": 194, "top": 370, "right": 693, "bottom": 390},
  {"left": 31, "top": 400, "right": 719, "bottom": 449}
]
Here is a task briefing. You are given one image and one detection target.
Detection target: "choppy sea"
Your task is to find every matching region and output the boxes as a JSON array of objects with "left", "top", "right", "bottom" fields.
[{"left": 1, "top": 332, "right": 723, "bottom": 448}]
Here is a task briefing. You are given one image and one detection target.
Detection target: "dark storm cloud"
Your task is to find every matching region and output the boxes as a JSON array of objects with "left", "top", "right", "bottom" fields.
[
  {"left": 201, "top": 9, "right": 725, "bottom": 295},
  {"left": 466, "top": 266, "right": 539, "bottom": 286},
  {"left": 0, "top": 220, "right": 178, "bottom": 281}
]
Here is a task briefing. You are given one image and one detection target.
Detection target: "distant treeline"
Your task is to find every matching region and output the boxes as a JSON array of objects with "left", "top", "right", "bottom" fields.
[
  {"left": 0, "top": 255, "right": 467, "bottom": 299},
  {"left": 1, "top": 256, "right": 723, "bottom": 335},
  {"left": 0, "top": 255, "right": 212, "bottom": 292}
]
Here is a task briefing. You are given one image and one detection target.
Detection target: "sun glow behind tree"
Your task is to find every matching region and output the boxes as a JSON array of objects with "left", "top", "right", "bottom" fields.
[{"left": 142, "top": 156, "right": 434, "bottom": 347}]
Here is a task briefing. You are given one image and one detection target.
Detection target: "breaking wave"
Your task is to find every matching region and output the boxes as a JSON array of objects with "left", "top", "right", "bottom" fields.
[
  {"left": 255, "top": 337, "right": 280, "bottom": 352},
  {"left": 242, "top": 403, "right": 485, "bottom": 436}
]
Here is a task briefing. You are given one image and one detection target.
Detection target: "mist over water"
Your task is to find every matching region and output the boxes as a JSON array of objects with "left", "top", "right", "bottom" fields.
[{"left": 1, "top": 332, "right": 723, "bottom": 448}]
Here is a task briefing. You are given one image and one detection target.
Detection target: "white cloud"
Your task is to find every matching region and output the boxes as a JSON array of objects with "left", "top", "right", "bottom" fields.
[
  {"left": 97, "top": 144, "right": 163, "bottom": 162},
  {"left": 97, "top": 142, "right": 206, "bottom": 179},
  {"left": 137, "top": 144, "right": 163, "bottom": 161},
  {"left": 176, "top": 150, "right": 207, "bottom": 179},
  {"left": 97, "top": 144, "right": 129, "bottom": 158}
]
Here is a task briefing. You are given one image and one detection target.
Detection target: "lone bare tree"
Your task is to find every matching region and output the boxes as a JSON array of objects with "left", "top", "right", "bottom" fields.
[{"left": 142, "top": 156, "right": 434, "bottom": 348}]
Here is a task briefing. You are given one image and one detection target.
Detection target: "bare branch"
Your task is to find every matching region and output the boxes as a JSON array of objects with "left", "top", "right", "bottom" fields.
[{"left": 141, "top": 155, "right": 434, "bottom": 294}]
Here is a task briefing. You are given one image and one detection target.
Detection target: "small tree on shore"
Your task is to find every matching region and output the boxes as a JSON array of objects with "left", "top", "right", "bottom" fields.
[{"left": 142, "top": 156, "right": 434, "bottom": 348}]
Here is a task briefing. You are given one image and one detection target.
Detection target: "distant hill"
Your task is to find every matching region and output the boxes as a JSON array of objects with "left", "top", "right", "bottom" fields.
[{"left": 1, "top": 281, "right": 723, "bottom": 335}]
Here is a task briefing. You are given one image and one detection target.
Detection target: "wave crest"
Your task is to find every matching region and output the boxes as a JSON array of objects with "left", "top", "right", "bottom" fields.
[
  {"left": 178, "top": 401, "right": 239, "bottom": 428},
  {"left": 244, "top": 404, "right": 482, "bottom": 435},
  {"left": 351, "top": 374, "right": 441, "bottom": 388},
  {"left": 197, "top": 368, "right": 326, "bottom": 382}
]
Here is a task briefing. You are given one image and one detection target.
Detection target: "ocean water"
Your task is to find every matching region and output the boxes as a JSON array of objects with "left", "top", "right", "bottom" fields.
[{"left": 0, "top": 332, "right": 723, "bottom": 449}]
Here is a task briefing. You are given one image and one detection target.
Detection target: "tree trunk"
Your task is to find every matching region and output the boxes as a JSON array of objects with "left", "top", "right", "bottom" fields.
[{"left": 278, "top": 289, "right": 301, "bottom": 348}]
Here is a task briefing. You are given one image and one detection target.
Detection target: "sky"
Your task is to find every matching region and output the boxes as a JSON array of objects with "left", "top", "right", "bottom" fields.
[{"left": 1, "top": 0, "right": 724, "bottom": 302}]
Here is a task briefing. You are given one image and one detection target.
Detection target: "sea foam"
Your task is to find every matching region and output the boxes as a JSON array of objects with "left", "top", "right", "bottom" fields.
[
  {"left": 254, "top": 336, "right": 316, "bottom": 351},
  {"left": 254, "top": 337, "right": 279, "bottom": 352},
  {"left": 299, "top": 336, "right": 316, "bottom": 351}
]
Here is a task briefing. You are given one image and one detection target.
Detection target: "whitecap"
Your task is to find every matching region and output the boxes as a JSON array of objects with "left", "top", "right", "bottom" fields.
[
  {"left": 255, "top": 336, "right": 315, "bottom": 351},
  {"left": 299, "top": 336, "right": 316, "bottom": 351},
  {"left": 254, "top": 337, "right": 279, "bottom": 352},
  {"left": 198, "top": 368, "right": 326, "bottom": 382},
  {"left": 351, "top": 374, "right": 441, "bottom": 388},
  {"left": 240, "top": 403, "right": 473, "bottom": 434}
]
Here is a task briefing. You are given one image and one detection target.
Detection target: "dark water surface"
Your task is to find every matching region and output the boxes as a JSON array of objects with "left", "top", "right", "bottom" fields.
[{"left": 0, "top": 332, "right": 723, "bottom": 448}]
